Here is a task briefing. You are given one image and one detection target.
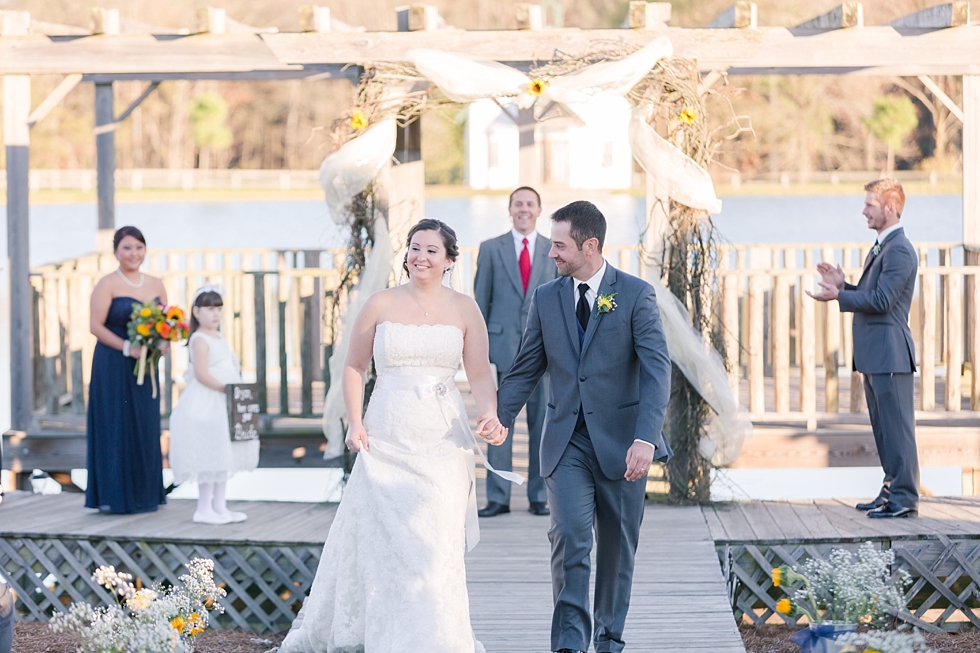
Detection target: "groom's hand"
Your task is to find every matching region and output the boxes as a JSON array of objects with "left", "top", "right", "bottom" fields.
[
  {"left": 476, "top": 416, "right": 508, "bottom": 446},
  {"left": 624, "top": 441, "right": 654, "bottom": 482}
]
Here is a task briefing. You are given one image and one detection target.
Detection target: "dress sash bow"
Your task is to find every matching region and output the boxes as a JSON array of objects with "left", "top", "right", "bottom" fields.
[{"left": 374, "top": 374, "right": 523, "bottom": 551}]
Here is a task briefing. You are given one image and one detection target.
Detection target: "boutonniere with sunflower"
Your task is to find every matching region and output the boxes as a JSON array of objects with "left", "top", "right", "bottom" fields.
[{"left": 595, "top": 292, "right": 618, "bottom": 318}]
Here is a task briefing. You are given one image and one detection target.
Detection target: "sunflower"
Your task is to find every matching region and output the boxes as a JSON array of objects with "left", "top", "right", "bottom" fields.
[
  {"left": 170, "top": 615, "right": 186, "bottom": 633},
  {"left": 166, "top": 307, "right": 184, "bottom": 321},
  {"left": 527, "top": 79, "right": 547, "bottom": 96},
  {"left": 349, "top": 110, "right": 368, "bottom": 131},
  {"left": 776, "top": 598, "right": 794, "bottom": 615},
  {"left": 140, "top": 307, "right": 152, "bottom": 318},
  {"left": 772, "top": 567, "right": 783, "bottom": 587},
  {"left": 136, "top": 323, "right": 151, "bottom": 337},
  {"left": 678, "top": 107, "right": 697, "bottom": 124}
]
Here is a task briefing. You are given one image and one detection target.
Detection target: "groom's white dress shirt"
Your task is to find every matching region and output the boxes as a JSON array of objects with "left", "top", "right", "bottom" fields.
[{"left": 574, "top": 260, "right": 656, "bottom": 455}]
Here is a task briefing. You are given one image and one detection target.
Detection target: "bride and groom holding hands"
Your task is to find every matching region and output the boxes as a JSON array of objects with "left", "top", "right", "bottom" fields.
[{"left": 278, "top": 195, "right": 672, "bottom": 653}]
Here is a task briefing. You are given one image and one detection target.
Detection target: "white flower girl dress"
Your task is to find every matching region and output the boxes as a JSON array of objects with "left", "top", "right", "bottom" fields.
[{"left": 169, "top": 332, "right": 259, "bottom": 485}]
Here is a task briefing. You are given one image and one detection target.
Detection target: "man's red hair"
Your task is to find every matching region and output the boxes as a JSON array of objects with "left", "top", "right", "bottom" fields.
[{"left": 865, "top": 179, "right": 906, "bottom": 218}]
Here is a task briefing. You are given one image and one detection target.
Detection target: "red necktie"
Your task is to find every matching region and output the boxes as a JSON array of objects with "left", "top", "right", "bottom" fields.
[{"left": 519, "top": 238, "right": 531, "bottom": 295}]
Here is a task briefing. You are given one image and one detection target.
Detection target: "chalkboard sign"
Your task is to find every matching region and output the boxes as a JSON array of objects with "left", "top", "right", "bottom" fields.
[{"left": 226, "top": 383, "right": 260, "bottom": 441}]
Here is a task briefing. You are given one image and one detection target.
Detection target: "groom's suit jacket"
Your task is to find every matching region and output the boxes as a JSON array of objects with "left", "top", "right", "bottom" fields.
[
  {"left": 498, "top": 264, "right": 672, "bottom": 480},
  {"left": 838, "top": 227, "right": 917, "bottom": 374}
]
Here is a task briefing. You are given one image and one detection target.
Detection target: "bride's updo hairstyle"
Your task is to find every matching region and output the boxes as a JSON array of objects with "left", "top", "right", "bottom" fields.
[{"left": 402, "top": 218, "right": 459, "bottom": 278}]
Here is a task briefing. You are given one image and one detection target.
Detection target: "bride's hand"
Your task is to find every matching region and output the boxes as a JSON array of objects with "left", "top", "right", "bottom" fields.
[
  {"left": 345, "top": 424, "right": 370, "bottom": 452},
  {"left": 476, "top": 415, "right": 508, "bottom": 446}
]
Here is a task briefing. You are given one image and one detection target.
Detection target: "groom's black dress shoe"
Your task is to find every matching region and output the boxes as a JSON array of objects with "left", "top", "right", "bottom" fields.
[
  {"left": 478, "top": 502, "right": 510, "bottom": 517},
  {"left": 867, "top": 504, "right": 917, "bottom": 519},
  {"left": 855, "top": 498, "right": 886, "bottom": 511},
  {"left": 555, "top": 649, "right": 585, "bottom": 653},
  {"left": 528, "top": 502, "right": 550, "bottom": 516}
]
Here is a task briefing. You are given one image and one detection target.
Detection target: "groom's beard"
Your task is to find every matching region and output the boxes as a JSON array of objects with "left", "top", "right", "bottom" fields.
[{"left": 554, "top": 255, "right": 584, "bottom": 278}]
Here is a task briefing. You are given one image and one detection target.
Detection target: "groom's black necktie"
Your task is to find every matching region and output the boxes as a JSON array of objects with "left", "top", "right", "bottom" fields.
[{"left": 576, "top": 283, "right": 591, "bottom": 332}]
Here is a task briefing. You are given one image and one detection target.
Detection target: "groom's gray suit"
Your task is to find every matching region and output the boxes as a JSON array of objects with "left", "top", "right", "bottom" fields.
[
  {"left": 838, "top": 226, "right": 919, "bottom": 510},
  {"left": 498, "top": 262, "right": 672, "bottom": 653}
]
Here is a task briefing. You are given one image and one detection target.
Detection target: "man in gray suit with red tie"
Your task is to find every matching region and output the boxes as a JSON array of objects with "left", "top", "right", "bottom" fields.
[
  {"left": 474, "top": 187, "right": 557, "bottom": 517},
  {"left": 809, "top": 178, "right": 920, "bottom": 518}
]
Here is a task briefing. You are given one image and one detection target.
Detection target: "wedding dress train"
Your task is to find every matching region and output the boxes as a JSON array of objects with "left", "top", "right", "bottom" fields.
[{"left": 279, "top": 321, "right": 486, "bottom": 653}]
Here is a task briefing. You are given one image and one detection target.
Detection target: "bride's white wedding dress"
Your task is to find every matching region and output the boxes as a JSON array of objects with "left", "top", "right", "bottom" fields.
[{"left": 279, "top": 321, "right": 486, "bottom": 653}]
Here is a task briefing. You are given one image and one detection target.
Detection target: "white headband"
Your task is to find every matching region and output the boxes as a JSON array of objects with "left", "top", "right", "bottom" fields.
[{"left": 192, "top": 282, "right": 224, "bottom": 307}]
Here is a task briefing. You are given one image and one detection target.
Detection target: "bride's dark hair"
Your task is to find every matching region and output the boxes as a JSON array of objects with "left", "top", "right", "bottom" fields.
[{"left": 402, "top": 218, "right": 459, "bottom": 278}]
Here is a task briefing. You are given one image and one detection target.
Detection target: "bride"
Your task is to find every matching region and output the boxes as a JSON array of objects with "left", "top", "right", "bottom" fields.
[{"left": 278, "top": 218, "right": 514, "bottom": 653}]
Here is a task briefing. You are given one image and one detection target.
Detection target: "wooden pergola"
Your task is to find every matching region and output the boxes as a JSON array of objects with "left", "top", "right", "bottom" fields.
[{"left": 1, "top": 1, "right": 978, "bottom": 433}]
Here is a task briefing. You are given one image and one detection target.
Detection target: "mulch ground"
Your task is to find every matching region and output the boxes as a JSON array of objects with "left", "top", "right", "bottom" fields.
[
  {"left": 740, "top": 624, "right": 980, "bottom": 653},
  {"left": 14, "top": 621, "right": 980, "bottom": 652},
  {"left": 13, "top": 622, "right": 286, "bottom": 653}
]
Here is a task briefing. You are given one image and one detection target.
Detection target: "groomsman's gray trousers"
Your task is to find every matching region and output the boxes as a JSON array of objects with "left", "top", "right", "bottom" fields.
[
  {"left": 864, "top": 372, "right": 919, "bottom": 510},
  {"left": 546, "top": 424, "right": 646, "bottom": 653}
]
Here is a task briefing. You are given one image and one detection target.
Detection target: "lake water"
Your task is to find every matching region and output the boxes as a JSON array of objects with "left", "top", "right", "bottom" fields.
[
  {"left": 3, "top": 191, "right": 966, "bottom": 501},
  {"left": 17, "top": 192, "right": 964, "bottom": 267}
]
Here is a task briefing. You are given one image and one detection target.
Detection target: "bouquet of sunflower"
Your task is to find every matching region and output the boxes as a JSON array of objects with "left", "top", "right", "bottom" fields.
[{"left": 127, "top": 301, "right": 189, "bottom": 398}]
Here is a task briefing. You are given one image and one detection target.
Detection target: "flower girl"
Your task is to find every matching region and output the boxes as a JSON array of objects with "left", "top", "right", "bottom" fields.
[{"left": 169, "top": 285, "right": 259, "bottom": 524}]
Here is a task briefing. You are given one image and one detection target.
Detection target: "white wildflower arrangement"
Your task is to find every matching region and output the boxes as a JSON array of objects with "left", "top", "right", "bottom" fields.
[
  {"left": 772, "top": 541, "right": 910, "bottom": 626},
  {"left": 837, "top": 627, "right": 936, "bottom": 653},
  {"left": 49, "top": 558, "right": 226, "bottom": 653}
]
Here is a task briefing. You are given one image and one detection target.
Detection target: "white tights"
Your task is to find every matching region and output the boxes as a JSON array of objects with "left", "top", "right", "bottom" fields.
[{"left": 196, "top": 481, "right": 229, "bottom": 516}]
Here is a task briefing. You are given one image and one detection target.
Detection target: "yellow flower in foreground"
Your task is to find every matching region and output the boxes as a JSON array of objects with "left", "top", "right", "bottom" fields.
[
  {"left": 188, "top": 612, "right": 206, "bottom": 636},
  {"left": 776, "top": 598, "right": 793, "bottom": 615},
  {"left": 349, "top": 110, "right": 368, "bottom": 131},
  {"left": 136, "top": 323, "right": 151, "bottom": 337},
  {"left": 771, "top": 567, "right": 783, "bottom": 587},
  {"left": 171, "top": 615, "right": 186, "bottom": 632},
  {"left": 678, "top": 107, "right": 697, "bottom": 124},
  {"left": 140, "top": 307, "right": 152, "bottom": 318},
  {"left": 864, "top": 649, "right": 882, "bottom": 653},
  {"left": 528, "top": 79, "right": 547, "bottom": 96}
]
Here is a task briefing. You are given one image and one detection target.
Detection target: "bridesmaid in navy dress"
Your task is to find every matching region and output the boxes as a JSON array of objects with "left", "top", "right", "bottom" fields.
[{"left": 86, "top": 226, "right": 169, "bottom": 513}]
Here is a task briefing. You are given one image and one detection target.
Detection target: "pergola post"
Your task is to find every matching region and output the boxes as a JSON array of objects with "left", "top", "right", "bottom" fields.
[
  {"left": 95, "top": 82, "right": 116, "bottom": 250},
  {"left": 964, "top": 75, "right": 979, "bottom": 255},
  {"left": 4, "top": 74, "right": 32, "bottom": 433}
]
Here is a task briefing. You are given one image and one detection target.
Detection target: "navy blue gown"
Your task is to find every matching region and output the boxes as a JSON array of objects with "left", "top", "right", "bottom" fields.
[{"left": 85, "top": 296, "right": 166, "bottom": 513}]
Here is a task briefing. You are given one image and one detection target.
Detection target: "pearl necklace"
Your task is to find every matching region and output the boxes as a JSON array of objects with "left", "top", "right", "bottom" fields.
[{"left": 116, "top": 268, "right": 145, "bottom": 289}]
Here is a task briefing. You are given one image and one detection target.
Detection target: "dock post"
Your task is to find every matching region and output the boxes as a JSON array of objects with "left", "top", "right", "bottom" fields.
[
  {"left": 95, "top": 82, "right": 116, "bottom": 251},
  {"left": 4, "top": 69, "right": 33, "bottom": 433}
]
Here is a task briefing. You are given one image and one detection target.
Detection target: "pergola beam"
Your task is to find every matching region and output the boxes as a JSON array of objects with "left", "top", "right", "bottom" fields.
[
  {"left": 2, "top": 27, "right": 980, "bottom": 76},
  {"left": 27, "top": 73, "right": 82, "bottom": 127},
  {"left": 708, "top": 2, "right": 757, "bottom": 29},
  {"left": 93, "top": 81, "right": 160, "bottom": 135},
  {"left": 795, "top": 3, "right": 863, "bottom": 30},
  {"left": 889, "top": 2, "right": 969, "bottom": 29},
  {"left": 917, "top": 75, "right": 964, "bottom": 123}
]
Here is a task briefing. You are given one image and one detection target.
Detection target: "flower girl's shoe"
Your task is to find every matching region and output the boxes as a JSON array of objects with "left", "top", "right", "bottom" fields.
[
  {"left": 193, "top": 510, "right": 234, "bottom": 525},
  {"left": 218, "top": 510, "right": 248, "bottom": 523}
]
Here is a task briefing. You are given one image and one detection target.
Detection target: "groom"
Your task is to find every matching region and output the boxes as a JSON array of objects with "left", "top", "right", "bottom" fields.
[{"left": 494, "top": 200, "right": 672, "bottom": 653}]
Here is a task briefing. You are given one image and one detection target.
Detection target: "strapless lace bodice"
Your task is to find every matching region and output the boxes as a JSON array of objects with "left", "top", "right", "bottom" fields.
[{"left": 373, "top": 321, "right": 463, "bottom": 376}]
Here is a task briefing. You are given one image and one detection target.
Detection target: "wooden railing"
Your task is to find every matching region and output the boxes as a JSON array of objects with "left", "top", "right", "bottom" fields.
[
  {"left": 29, "top": 241, "right": 977, "bottom": 428},
  {"left": 717, "top": 241, "right": 978, "bottom": 429}
]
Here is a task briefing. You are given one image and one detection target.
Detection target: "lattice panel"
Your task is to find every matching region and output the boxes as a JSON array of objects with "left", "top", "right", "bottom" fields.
[
  {"left": 719, "top": 538, "right": 980, "bottom": 632},
  {"left": 0, "top": 536, "right": 322, "bottom": 633}
]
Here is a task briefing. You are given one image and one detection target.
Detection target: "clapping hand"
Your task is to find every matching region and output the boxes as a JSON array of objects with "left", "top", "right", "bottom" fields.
[
  {"left": 806, "top": 263, "right": 844, "bottom": 302},
  {"left": 476, "top": 415, "right": 508, "bottom": 446}
]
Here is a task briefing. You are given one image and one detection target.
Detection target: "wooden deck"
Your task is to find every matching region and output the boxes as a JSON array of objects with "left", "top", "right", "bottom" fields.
[
  {"left": 1, "top": 492, "right": 744, "bottom": 651},
  {"left": 702, "top": 496, "right": 980, "bottom": 543},
  {"left": 702, "top": 498, "right": 980, "bottom": 631}
]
